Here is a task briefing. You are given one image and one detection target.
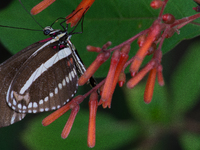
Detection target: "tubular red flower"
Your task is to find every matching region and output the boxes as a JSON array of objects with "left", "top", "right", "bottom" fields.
[
  {"left": 61, "top": 105, "right": 80, "bottom": 139},
  {"left": 130, "top": 24, "right": 161, "bottom": 75},
  {"left": 42, "top": 95, "right": 84, "bottom": 126},
  {"left": 88, "top": 92, "right": 98, "bottom": 148},
  {"left": 162, "top": 14, "right": 175, "bottom": 24},
  {"left": 66, "top": 0, "right": 95, "bottom": 27},
  {"left": 118, "top": 72, "right": 126, "bottom": 87},
  {"left": 31, "top": 0, "right": 55, "bottom": 15},
  {"left": 104, "top": 45, "right": 130, "bottom": 108},
  {"left": 78, "top": 52, "right": 110, "bottom": 86},
  {"left": 127, "top": 60, "right": 155, "bottom": 89},
  {"left": 144, "top": 67, "right": 157, "bottom": 103},
  {"left": 101, "top": 50, "right": 120, "bottom": 103}
]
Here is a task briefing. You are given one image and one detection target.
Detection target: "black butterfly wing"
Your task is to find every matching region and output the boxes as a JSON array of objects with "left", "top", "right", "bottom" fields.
[
  {"left": 6, "top": 41, "right": 78, "bottom": 114},
  {"left": 0, "top": 41, "right": 45, "bottom": 127}
]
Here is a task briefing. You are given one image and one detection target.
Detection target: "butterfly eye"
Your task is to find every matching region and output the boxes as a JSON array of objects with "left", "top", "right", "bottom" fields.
[
  {"left": 43, "top": 29, "right": 51, "bottom": 35},
  {"left": 43, "top": 26, "right": 54, "bottom": 35}
]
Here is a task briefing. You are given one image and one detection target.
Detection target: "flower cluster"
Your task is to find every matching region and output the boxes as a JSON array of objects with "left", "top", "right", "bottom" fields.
[{"left": 31, "top": 0, "right": 200, "bottom": 148}]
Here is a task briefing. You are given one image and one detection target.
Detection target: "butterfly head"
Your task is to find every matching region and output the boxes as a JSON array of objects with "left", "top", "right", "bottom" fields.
[{"left": 43, "top": 26, "right": 61, "bottom": 36}]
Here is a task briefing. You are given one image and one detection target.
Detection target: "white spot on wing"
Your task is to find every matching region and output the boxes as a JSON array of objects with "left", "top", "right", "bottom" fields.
[
  {"left": 33, "top": 102, "right": 38, "bottom": 108},
  {"left": 69, "top": 72, "right": 72, "bottom": 81},
  {"left": 73, "top": 68, "right": 77, "bottom": 75},
  {"left": 11, "top": 113, "right": 17, "bottom": 124},
  {"left": 62, "top": 79, "right": 66, "bottom": 86},
  {"left": 8, "top": 102, "right": 11, "bottom": 107},
  {"left": 44, "top": 97, "right": 49, "bottom": 102},
  {"left": 66, "top": 76, "right": 69, "bottom": 83},
  {"left": 55, "top": 87, "right": 58, "bottom": 94},
  {"left": 71, "top": 71, "right": 75, "bottom": 78},
  {"left": 39, "top": 100, "right": 43, "bottom": 105},
  {"left": 28, "top": 102, "right": 32, "bottom": 108},
  {"left": 58, "top": 83, "right": 62, "bottom": 89},
  {"left": 49, "top": 93, "right": 53, "bottom": 97},
  {"left": 18, "top": 104, "right": 22, "bottom": 109},
  {"left": 13, "top": 100, "right": 17, "bottom": 106}
]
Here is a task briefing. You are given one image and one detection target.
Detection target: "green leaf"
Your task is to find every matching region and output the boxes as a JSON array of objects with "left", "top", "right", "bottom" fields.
[
  {"left": 180, "top": 132, "right": 200, "bottom": 150},
  {"left": 123, "top": 82, "right": 170, "bottom": 124},
  {"left": 21, "top": 110, "right": 138, "bottom": 150},
  {"left": 0, "top": 0, "right": 199, "bottom": 77},
  {"left": 170, "top": 41, "right": 200, "bottom": 116}
]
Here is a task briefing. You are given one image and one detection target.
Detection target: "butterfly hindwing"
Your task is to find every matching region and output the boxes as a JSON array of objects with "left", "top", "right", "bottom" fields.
[{"left": 0, "top": 41, "right": 45, "bottom": 127}]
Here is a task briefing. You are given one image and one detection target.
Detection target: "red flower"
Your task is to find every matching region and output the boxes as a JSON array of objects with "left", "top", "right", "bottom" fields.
[{"left": 66, "top": 0, "right": 95, "bottom": 27}]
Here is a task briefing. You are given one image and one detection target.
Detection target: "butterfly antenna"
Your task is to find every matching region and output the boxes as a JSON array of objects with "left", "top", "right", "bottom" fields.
[
  {"left": 0, "top": 25, "right": 42, "bottom": 31},
  {"left": 19, "top": 0, "right": 44, "bottom": 29}
]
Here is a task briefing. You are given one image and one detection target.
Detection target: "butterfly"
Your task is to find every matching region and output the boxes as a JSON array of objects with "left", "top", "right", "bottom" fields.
[{"left": 0, "top": 2, "right": 95, "bottom": 127}]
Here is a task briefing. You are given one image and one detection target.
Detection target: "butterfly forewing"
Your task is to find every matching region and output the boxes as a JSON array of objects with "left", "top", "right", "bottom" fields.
[
  {"left": 6, "top": 40, "right": 78, "bottom": 114},
  {"left": 0, "top": 42, "right": 46, "bottom": 127}
]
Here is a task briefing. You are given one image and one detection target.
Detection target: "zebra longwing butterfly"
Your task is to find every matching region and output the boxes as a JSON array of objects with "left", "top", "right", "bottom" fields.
[{"left": 0, "top": 21, "right": 93, "bottom": 127}]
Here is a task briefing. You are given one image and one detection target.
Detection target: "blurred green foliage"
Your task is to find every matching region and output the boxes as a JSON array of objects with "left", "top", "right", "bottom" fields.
[{"left": 0, "top": 0, "right": 200, "bottom": 150}]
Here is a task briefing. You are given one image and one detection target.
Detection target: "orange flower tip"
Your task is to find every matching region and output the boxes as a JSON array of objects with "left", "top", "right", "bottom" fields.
[
  {"left": 98, "top": 99, "right": 103, "bottom": 106},
  {"left": 87, "top": 45, "right": 102, "bottom": 52},
  {"left": 137, "top": 35, "right": 146, "bottom": 47},
  {"left": 144, "top": 99, "right": 152, "bottom": 104},
  {"left": 121, "top": 44, "right": 131, "bottom": 55},
  {"left": 126, "top": 81, "right": 133, "bottom": 89},
  {"left": 118, "top": 81, "right": 124, "bottom": 87},
  {"left": 78, "top": 77, "right": 86, "bottom": 86},
  {"left": 102, "top": 101, "right": 108, "bottom": 109},
  {"left": 130, "top": 71, "right": 136, "bottom": 77},
  {"left": 162, "top": 14, "right": 175, "bottom": 24},
  {"left": 42, "top": 119, "right": 49, "bottom": 126},
  {"left": 88, "top": 144, "right": 95, "bottom": 148},
  {"left": 150, "top": 0, "right": 163, "bottom": 9},
  {"left": 158, "top": 81, "right": 165, "bottom": 86},
  {"left": 112, "top": 49, "right": 120, "bottom": 61},
  {"left": 118, "top": 72, "right": 126, "bottom": 87}
]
